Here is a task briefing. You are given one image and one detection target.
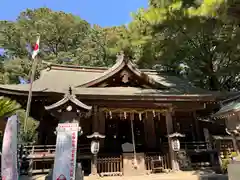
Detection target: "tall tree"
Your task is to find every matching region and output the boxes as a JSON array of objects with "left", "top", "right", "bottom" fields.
[
  {"left": 128, "top": 0, "right": 240, "bottom": 91},
  {"left": 0, "top": 8, "right": 90, "bottom": 62}
]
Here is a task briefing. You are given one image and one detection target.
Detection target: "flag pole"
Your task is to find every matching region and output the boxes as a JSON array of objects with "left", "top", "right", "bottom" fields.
[
  {"left": 23, "top": 35, "right": 40, "bottom": 133},
  {"left": 23, "top": 59, "right": 38, "bottom": 132}
]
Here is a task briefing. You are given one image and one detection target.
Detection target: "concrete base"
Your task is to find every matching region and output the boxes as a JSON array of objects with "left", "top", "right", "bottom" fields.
[
  {"left": 44, "top": 163, "right": 83, "bottom": 180},
  {"left": 228, "top": 161, "right": 240, "bottom": 180},
  {"left": 123, "top": 153, "right": 146, "bottom": 176}
]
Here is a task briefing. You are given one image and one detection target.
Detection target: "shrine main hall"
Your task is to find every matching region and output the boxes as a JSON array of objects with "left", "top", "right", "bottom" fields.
[{"left": 0, "top": 53, "right": 230, "bottom": 175}]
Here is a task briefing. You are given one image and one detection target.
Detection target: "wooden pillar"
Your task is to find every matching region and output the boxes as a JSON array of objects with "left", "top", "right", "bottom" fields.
[
  {"left": 90, "top": 106, "right": 101, "bottom": 176},
  {"left": 165, "top": 111, "right": 179, "bottom": 171},
  {"left": 193, "top": 111, "right": 201, "bottom": 141},
  {"left": 98, "top": 108, "right": 105, "bottom": 148},
  {"left": 144, "top": 112, "right": 156, "bottom": 149},
  {"left": 92, "top": 106, "right": 99, "bottom": 132}
]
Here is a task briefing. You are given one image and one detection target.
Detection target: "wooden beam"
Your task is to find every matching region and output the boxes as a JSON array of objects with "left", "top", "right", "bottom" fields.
[{"left": 165, "top": 110, "right": 179, "bottom": 171}]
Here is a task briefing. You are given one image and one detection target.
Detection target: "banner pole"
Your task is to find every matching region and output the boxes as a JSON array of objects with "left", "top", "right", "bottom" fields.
[{"left": 23, "top": 58, "right": 38, "bottom": 133}]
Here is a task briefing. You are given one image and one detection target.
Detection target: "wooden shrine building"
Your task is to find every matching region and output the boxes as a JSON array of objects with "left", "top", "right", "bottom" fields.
[{"left": 0, "top": 53, "right": 230, "bottom": 175}]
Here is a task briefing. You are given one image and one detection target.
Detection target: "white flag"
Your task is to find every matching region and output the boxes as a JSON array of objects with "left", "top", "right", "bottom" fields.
[{"left": 32, "top": 36, "right": 40, "bottom": 59}]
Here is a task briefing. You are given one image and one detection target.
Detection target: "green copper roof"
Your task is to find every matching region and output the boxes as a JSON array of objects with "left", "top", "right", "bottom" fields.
[
  {"left": 0, "top": 56, "right": 219, "bottom": 100},
  {"left": 214, "top": 100, "right": 240, "bottom": 117}
]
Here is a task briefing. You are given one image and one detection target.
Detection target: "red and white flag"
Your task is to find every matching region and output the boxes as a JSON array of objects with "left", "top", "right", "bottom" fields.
[{"left": 31, "top": 36, "right": 40, "bottom": 59}]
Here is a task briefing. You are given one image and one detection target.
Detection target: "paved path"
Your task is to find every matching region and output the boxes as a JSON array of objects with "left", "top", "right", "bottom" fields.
[{"left": 20, "top": 171, "right": 228, "bottom": 180}]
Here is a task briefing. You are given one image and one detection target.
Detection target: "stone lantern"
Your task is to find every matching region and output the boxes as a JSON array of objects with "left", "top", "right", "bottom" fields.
[
  {"left": 167, "top": 132, "right": 185, "bottom": 171},
  {"left": 87, "top": 132, "right": 105, "bottom": 176},
  {"left": 168, "top": 132, "right": 185, "bottom": 152}
]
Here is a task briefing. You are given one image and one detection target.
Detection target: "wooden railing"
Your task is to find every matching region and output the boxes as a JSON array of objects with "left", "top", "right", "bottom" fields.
[
  {"left": 181, "top": 141, "right": 211, "bottom": 151},
  {"left": 162, "top": 141, "right": 212, "bottom": 151},
  {"left": 212, "top": 136, "right": 240, "bottom": 155},
  {"left": 145, "top": 153, "right": 170, "bottom": 173},
  {"left": 26, "top": 145, "right": 55, "bottom": 175},
  {"left": 25, "top": 145, "right": 56, "bottom": 155},
  {"left": 97, "top": 155, "right": 123, "bottom": 176},
  {"left": 25, "top": 144, "right": 92, "bottom": 175}
]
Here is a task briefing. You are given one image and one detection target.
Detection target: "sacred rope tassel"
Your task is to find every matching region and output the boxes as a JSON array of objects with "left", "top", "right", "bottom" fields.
[
  {"left": 124, "top": 112, "right": 127, "bottom": 119},
  {"left": 132, "top": 158, "right": 138, "bottom": 169},
  {"left": 109, "top": 111, "right": 112, "bottom": 119},
  {"left": 152, "top": 110, "right": 156, "bottom": 117},
  {"left": 139, "top": 113, "right": 142, "bottom": 121}
]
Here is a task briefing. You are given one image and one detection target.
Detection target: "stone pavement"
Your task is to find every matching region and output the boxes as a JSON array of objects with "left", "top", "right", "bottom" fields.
[{"left": 19, "top": 171, "right": 229, "bottom": 180}]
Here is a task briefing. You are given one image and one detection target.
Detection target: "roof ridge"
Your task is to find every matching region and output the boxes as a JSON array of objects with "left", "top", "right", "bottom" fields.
[
  {"left": 44, "top": 61, "right": 161, "bottom": 73},
  {"left": 46, "top": 63, "right": 107, "bottom": 72},
  {"left": 43, "top": 60, "right": 187, "bottom": 75}
]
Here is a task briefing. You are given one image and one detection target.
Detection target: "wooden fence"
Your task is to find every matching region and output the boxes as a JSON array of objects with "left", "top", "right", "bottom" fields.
[
  {"left": 145, "top": 153, "right": 171, "bottom": 173},
  {"left": 97, "top": 155, "right": 123, "bottom": 176}
]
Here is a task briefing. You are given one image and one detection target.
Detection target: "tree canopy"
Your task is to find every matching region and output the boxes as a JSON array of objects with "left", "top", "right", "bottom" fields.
[{"left": 0, "top": 1, "right": 240, "bottom": 91}]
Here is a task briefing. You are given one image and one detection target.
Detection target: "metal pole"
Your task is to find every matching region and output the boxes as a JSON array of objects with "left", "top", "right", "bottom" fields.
[{"left": 23, "top": 58, "right": 38, "bottom": 133}]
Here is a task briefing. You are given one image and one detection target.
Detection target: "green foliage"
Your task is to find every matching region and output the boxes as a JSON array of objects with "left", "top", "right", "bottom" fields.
[
  {"left": 0, "top": 3, "right": 240, "bottom": 92},
  {"left": 221, "top": 151, "right": 238, "bottom": 173},
  {"left": 0, "top": 8, "right": 122, "bottom": 68},
  {"left": 128, "top": 0, "right": 240, "bottom": 91},
  {"left": 0, "top": 96, "right": 38, "bottom": 144},
  {"left": 17, "top": 109, "right": 39, "bottom": 144},
  {"left": 0, "top": 96, "right": 20, "bottom": 149},
  {"left": 0, "top": 96, "right": 21, "bottom": 118}
]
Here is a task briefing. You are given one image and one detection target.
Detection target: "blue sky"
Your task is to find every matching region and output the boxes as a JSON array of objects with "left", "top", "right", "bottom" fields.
[{"left": 0, "top": 0, "right": 148, "bottom": 27}]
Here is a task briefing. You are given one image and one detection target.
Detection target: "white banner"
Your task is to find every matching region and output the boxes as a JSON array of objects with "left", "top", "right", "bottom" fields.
[
  {"left": 1, "top": 115, "right": 19, "bottom": 180},
  {"left": 52, "top": 123, "right": 79, "bottom": 180}
]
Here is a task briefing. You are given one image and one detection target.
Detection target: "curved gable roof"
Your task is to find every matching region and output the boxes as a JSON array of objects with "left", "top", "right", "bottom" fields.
[
  {"left": 76, "top": 53, "right": 168, "bottom": 89},
  {"left": 0, "top": 54, "right": 220, "bottom": 100},
  {"left": 44, "top": 92, "right": 92, "bottom": 111}
]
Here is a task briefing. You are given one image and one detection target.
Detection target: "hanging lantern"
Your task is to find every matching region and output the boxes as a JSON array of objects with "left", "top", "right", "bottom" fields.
[
  {"left": 171, "top": 139, "right": 180, "bottom": 152},
  {"left": 90, "top": 140, "right": 100, "bottom": 155}
]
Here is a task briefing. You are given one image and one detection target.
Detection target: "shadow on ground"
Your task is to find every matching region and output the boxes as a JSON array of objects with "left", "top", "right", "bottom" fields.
[{"left": 191, "top": 169, "right": 228, "bottom": 180}]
